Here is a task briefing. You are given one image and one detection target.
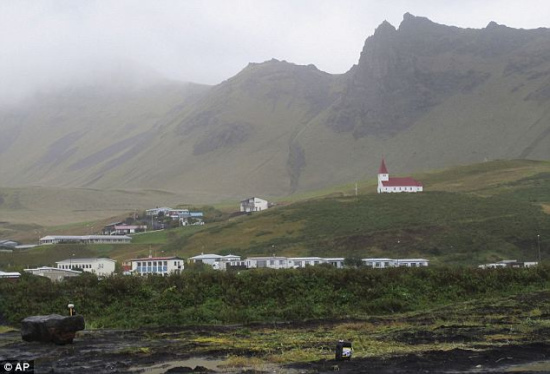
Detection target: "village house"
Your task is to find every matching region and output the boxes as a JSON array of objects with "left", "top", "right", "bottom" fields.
[
  {"left": 102, "top": 222, "right": 123, "bottom": 235},
  {"left": 362, "top": 258, "right": 430, "bottom": 268},
  {"left": 243, "top": 256, "right": 292, "bottom": 269},
  {"left": 24, "top": 267, "right": 81, "bottom": 282},
  {"left": 128, "top": 255, "right": 184, "bottom": 275},
  {"left": 56, "top": 257, "right": 116, "bottom": 276},
  {"left": 179, "top": 212, "right": 205, "bottom": 226},
  {"left": 39, "top": 235, "right": 131, "bottom": 245},
  {"left": 0, "top": 240, "right": 18, "bottom": 249},
  {"left": 103, "top": 223, "right": 146, "bottom": 235},
  {"left": 145, "top": 207, "right": 173, "bottom": 216},
  {"left": 112, "top": 225, "right": 147, "bottom": 235},
  {"left": 0, "top": 270, "right": 21, "bottom": 280},
  {"left": 289, "top": 257, "right": 328, "bottom": 268},
  {"left": 240, "top": 197, "right": 269, "bottom": 213},
  {"left": 478, "top": 260, "right": 538, "bottom": 269},
  {"left": 188, "top": 253, "right": 241, "bottom": 270},
  {"left": 323, "top": 258, "right": 346, "bottom": 268},
  {"left": 377, "top": 159, "right": 423, "bottom": 193}
]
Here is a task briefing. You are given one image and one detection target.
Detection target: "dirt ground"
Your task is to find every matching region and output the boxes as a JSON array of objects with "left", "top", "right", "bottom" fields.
[{"left": 0, "top": 325, "right": 549, "bottom": 374}]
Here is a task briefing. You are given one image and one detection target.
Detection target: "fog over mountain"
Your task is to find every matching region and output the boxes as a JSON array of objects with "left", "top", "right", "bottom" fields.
[
  {"left": 2, "top": 1, "right": 550, "bottom": 104},
  {"left": 1, "top": 13, "right": 550, "bottom": 200}
]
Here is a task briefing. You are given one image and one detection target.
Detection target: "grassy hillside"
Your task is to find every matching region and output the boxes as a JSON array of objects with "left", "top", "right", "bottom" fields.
[
  {"left": 180, "top": 192, "right": 549, "bottom": 265},
  {"left": 1, "top": 160, "right": 548, "bottom": 270},
  {"left": 167, "top": 159, "right": 550, "bottom": 265}
]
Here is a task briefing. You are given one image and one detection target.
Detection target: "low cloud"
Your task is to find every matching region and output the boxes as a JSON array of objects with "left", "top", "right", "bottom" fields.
[{"left": 1, "top": 0, "right": 549, "bottom": 104}]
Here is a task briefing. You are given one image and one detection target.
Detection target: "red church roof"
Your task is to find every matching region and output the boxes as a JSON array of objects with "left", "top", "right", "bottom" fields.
[
  {"left": 382, "top": 177, "right": 423, "bottom": 187},
  {"left": 379, "top": 159, "right": 388, "bottom": 174}
]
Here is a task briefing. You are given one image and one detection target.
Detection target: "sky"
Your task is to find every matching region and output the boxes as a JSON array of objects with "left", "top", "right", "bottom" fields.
[{"left": 1, "top": 0, "right": 550, "bottom": 103}]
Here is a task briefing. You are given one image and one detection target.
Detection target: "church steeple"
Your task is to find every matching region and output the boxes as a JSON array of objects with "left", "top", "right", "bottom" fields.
[
  {"left": 378, "top": 158, "right": 389, "bottom": 193},
  {"left": 378, "top": 158, "right": 388, "bottom": 174}
]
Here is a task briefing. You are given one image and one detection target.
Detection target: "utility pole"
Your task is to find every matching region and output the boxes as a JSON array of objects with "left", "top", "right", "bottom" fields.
[{"left": 355, "top": 183, "right": 358, "bottom": 196}]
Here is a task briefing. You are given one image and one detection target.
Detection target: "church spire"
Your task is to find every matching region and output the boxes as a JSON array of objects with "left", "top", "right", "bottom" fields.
[{"left": 379, "top": 158, "right": 388, "bottom": 174}]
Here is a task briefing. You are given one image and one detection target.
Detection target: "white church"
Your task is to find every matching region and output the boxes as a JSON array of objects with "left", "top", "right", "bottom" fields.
[{"left": 377, "top": 159, "right": 423, "bottom": 193}]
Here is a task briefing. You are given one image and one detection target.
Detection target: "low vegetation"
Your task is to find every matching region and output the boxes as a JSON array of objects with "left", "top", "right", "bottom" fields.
[{"left": 1, "top": 265, "right": 549, "bottom": 328}]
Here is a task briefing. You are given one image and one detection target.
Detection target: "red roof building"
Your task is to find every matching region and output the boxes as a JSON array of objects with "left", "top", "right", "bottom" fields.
[{"left": 377, "top": 159, "right": 423, "bottom": 193}]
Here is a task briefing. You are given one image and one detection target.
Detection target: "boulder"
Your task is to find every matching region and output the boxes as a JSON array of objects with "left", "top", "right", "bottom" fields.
[{"left": 21, "top": 314, "right": 85, "bottom": 345}]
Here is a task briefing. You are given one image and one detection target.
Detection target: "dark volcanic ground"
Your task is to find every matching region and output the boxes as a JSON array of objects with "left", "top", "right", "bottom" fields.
[{"left": 0, "top": 327, "right": 549, "bottom": 374}]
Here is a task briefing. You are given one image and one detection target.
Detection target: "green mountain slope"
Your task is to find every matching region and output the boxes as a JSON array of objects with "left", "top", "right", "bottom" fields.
[{"left": 1, "top": 14, "right": 550, "bottom": 200}]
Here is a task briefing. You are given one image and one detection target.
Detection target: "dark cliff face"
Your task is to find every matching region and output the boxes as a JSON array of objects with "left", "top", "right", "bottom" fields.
[{"left": 327, "top": 14, "right": 493, "bottom": 137}]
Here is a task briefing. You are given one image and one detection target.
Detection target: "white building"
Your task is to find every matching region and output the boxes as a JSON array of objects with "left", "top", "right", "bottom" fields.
[
  {"left": 0, "top": 270, "right": 21, "bottom": 279},
  {"left": 180, "top": 212, "right": 205, "bottom": 226},
  {"left": 362, "top": 258, "right": 429, "bottom": 268},
  {"left": 362, "top": 258, "right": 395, "bottom": 268},
  {"left": 24, "top": 267, "right": 81, "bottom": 282},
  {"left": 240, "top": 197, "right": 269, "bottom": 213},
  {"left": 479, "top": 260, "right": 538, "bottom": 269},
  {"left": 188, "top": 253, "right": 241, "bottom": 270},
  {"left": 112, "top": 225, "right": 147, "bottom": 235},
  {"left": 129, "top": 256, "right": 184, "bottom": 275},
  {"left": 289, "top": 257, "right": 328, "bottom": 268},
  {"left": 145, "top": 207, "right": 173, "bottom": 216},
  {"left": 377, "top": 159, "right": 423, "bottom": 193},
  {"left": 244, "top": 256, "right": 292, "bottom": 269},
  {"left": 56, "top": 258, "right": 116, "bottom": 276},
  {"left": 324, "top": 258, "right": 345, "bottom": 268},
  {"left": 39, "top": 235, "right": 131, "bottom": 245}
]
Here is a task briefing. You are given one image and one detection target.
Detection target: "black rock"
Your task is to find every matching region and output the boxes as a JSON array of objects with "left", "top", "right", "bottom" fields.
[{"left": 21, "top": 314, "right": 85, "bottom": 345}]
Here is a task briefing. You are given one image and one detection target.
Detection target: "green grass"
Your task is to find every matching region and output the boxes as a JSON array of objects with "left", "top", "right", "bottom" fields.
[
  {"left": 176, "top": 190, "right": 550, "bottom": 264},
  {"left": 130, "top": 231, "right": 168, "bottom": 244}
]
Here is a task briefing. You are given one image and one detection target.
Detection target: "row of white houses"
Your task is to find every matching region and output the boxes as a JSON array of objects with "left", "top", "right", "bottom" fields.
[
  {"left": 188, "top": 253, "right": 429, "bottom": 271},
  {"left": 478, "top": 260, "right": 538, "bottom": 269},
  {"left": 10, "top": 256, "right": 544, "bottom": 282},
  {"left": 39, "top": 235, "right": 131, "bottom": 245},
  {"left": 14, "top": 253, "right": 430, "bottom": 282}
]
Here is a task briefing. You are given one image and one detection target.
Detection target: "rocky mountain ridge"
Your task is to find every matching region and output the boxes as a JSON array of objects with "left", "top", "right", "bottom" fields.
[{"left": 1, "top": 14, "right": 550, "bottom": 199}]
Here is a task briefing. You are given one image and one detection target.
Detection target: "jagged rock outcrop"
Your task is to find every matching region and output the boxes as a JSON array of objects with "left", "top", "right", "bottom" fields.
[{"left": 327, "top": 13, "right": 492, "bottom": 137}]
